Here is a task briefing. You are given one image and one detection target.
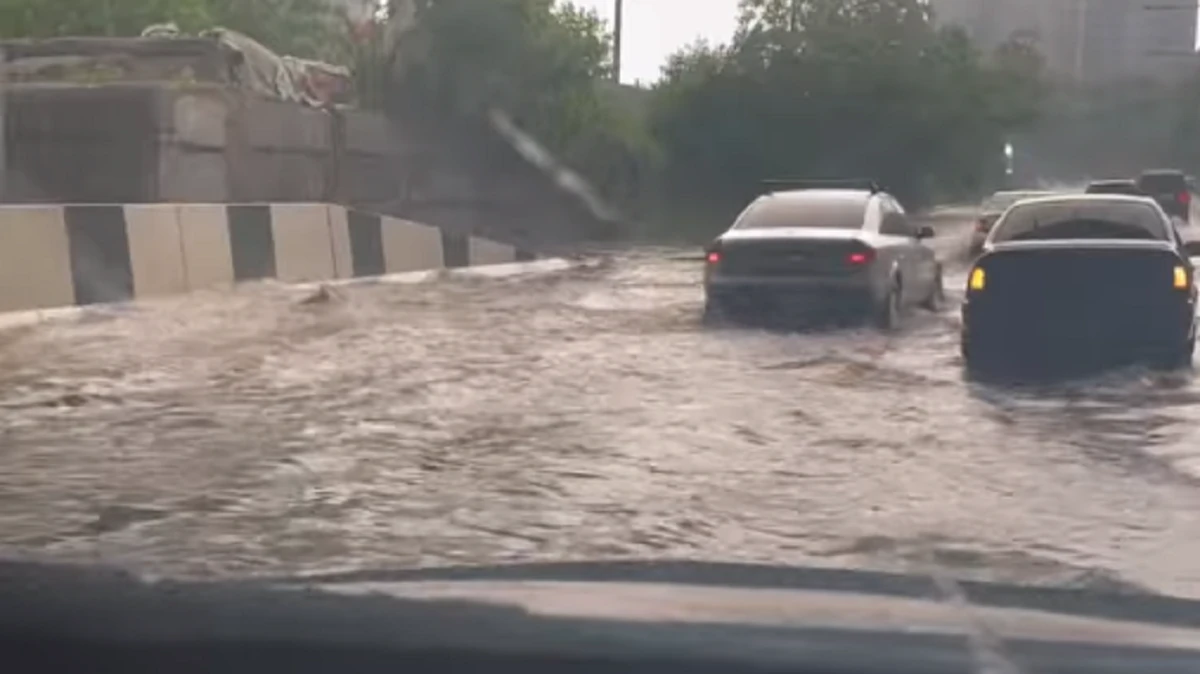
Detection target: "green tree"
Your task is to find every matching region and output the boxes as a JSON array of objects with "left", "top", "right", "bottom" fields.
[
  {"left": 0, "top": 0, "right": 211, "bottom": 38},
  {"left": 0, "top": 0, "right": 342, "bottom": 61},
  {"left": 990, "top": 30, "right": 1048, "bottom": 128},
  {"left": 1172, "top": 70, "right": 1200, "bottom": 172},
  {"left": 390, "top": 0, "right": 657, "bottom": 208},
  {"left": 205, "top": 0, "right": 345, "bottom": 61},
  {"left": 392, "top": 0, "right": 609, "bottom": 117},
  {"left": 648, "top": 0, "right": 1045, "bottom": 228}
]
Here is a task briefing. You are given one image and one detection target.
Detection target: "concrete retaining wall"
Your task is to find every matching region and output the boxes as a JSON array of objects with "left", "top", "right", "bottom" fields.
[
  {"left": 0, "top": 203, "right": 532, "bottom": 313},
  {"left": 3, "top": 81, "right": 619, "bottom": 248}
]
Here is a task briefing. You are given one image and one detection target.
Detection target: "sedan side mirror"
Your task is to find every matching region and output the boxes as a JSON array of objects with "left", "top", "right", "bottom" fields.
[
  {"left": 916, "top": 225, "right": 936, "bottom": 240},
  {"left": 1184, "top": 240, "right": 1200, "bottom": 257}
]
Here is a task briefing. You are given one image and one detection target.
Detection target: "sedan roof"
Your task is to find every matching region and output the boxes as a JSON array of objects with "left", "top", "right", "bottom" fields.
[{"left": 764, "top": 189, "right": 873, "bottom": 204}]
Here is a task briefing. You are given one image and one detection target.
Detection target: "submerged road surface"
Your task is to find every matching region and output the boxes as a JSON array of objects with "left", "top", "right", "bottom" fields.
[{"left": 4, "top": 219, "right": 1200, "bottom": 599}]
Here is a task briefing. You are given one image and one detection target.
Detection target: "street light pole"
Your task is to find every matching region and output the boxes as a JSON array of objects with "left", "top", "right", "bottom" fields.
[
  {"left": 1, "top": 44, "right": 7, "bottom": 203},
  {"left": 1004, "top": 141, "right": 1015, "bottom": 188},
  {"left": 612, "top": 0, "right": 622, "bottom": 83},
  {"left": 1073, "top": 0, "right": 1088, "bottom": 82}
]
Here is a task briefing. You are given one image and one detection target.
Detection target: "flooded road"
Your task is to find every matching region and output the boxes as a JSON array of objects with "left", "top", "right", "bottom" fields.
[{"left": 4, "top": 220, "right": 1200, "bottom": 599}]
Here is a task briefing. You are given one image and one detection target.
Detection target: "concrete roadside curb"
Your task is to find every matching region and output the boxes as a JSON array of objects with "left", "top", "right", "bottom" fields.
[
  {"left": 0, "top": 305, "right": 112, "bottom": 332},
  {"left": 0, "top": 202, "right": 545, "bottom": 315},
  {"left": 0, "top": 257, "right": 583, "bottom": 333},
  {"left": 292, "top": 257, "right": 578, "bottom": 291}
]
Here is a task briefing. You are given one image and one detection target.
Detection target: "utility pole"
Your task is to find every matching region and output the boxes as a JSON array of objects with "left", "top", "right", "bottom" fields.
[
  {"left": 1073, "top": 0, "right": 1088, "bottom": 83},
  {"left": 612, "top": 0, "right": 622, "bottom": 83}
]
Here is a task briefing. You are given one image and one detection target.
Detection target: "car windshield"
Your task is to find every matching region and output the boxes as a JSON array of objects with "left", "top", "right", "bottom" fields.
[
  {"left": 733, "top": 195, "right": 866, "bottom": 229},
  {"left": 13, "top": 0, "right": 1200, "bottom": 654},
  {"left": 991, "top": 200, "right": 1169, "bottom": 243}
]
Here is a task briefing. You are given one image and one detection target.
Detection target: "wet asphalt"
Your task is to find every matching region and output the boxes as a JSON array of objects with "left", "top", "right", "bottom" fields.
[{"left": 3, "top": 213, "right": 1200, "bottom": 599}]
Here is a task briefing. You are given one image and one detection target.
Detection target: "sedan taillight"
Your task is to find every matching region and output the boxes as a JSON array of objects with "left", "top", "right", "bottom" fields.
[{"left": 846, "top": 249, "right": 875, "bottom": 266}]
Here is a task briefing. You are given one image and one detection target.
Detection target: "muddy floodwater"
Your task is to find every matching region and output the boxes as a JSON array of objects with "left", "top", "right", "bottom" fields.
[{"left": 3, "top": 232, "right": 1200, "bottom": 599}]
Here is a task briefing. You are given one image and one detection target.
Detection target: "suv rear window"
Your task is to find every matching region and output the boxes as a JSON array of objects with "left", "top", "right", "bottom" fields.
[
  {"left": 1085, "top": 181, "right": 1143, "bottom": 196},
  {"left": 733, "top": 195, "right": 866, "bottom": 230},
  {"left": 1137, "top": 172, "right": 1187, "bottom": 193},
  {"left": 990, "top": 200, "right": 1170, "bottom": 243}
]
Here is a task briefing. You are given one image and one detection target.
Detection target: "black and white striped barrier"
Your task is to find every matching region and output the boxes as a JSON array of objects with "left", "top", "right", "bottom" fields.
[{"left": 0, "top": 203, "right": 534, "bottom": 313}]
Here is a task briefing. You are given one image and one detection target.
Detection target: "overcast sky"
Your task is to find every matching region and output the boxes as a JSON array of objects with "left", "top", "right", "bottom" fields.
[{"left": 572, "top": 0, "right": 740, "bottom": 85}]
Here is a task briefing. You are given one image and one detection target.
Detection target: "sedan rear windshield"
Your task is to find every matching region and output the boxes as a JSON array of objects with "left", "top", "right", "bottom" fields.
[
  {"left": 990, "top": 201, "right": 1170, "bottom": 243},
  {"left": 733, "top": 196, "right": 865, "bottom": 229}
]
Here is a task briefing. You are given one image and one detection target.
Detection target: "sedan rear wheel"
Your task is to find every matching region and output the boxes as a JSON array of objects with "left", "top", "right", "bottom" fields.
[
  {"left": 703, "top": 298, "right": 729, "bottom": 326},
  {"left": 875, "top": 283, "right": 901, "bottom": 331},
  {"left": 921, "top": 267, "right": 945, "bottom": 312}
]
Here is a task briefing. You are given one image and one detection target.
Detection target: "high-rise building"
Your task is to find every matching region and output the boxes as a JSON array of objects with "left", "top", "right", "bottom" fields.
[
  {"left": 928, "top": 0, "right": 1198, "bottom": 83},
  {"left": 1126, "top": 0, "right": 1198, "bottom": 80}
]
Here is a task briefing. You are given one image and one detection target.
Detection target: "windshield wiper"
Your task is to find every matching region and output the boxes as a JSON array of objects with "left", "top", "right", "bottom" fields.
[{"left": 918, "top": 547, "right": 1027, "bottom": 674}]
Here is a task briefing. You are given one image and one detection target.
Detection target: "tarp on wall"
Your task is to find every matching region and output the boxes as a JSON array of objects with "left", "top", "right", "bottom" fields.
[
  {"left": 142, "top": 23, "right": 353, "bottom": 107},
  {"left": 0, "top": 25, "right": 352, "bottom": 109}
]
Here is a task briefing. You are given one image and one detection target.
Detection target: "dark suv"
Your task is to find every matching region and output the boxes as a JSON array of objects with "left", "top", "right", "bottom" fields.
[{"left": 1136, "top": 170, "right": 1195, "bottom": 224}]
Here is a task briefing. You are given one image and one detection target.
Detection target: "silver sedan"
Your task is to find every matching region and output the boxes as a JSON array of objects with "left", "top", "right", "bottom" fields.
[{"left": 704, "top": 186, "right": 943, "bottom": 329}]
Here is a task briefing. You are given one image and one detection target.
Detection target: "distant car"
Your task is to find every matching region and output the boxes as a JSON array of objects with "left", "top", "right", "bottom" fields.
[
  {"left": 1136, "top": 169, "right": 1194, "bottom": 225},
  {"left": 1085, "top": 179, "right": 1143, "bottom": 196},
  {"left": 703, "top": 180, "right": 943, "bottom": 329},
  {"left": 961, "top": 194, "right": 1197, "bottom": 371},
  {"left": 970, "top": 190, "right": 1055, "bottom": 256}
]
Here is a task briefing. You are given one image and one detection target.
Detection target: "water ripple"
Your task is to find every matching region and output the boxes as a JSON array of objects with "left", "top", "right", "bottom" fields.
[{"left": 2, "top": 250, "right": 1200, "bottom": 599}]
